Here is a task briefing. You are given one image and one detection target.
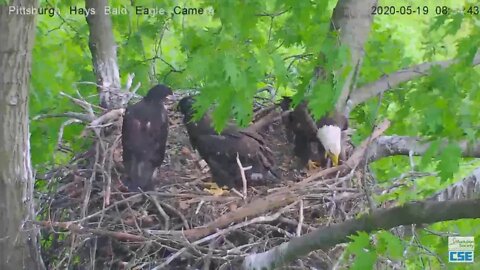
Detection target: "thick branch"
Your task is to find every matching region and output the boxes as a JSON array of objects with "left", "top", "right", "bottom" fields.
[
  {"left": 333, "top": 0, "right": 378, "bottom": 112},
  {"left": 33, "top": 221, "right": 146, "bottom": 242},
  {"left": 430, "top": 167, "right": 480, "bottom": 202},
  {"left": 242, "top": 198, "right": 480, "bottom": 270},
  {"left": 85, "top": 0, "right": 122, "bottom": 109},
  {"left": 367, "top": 135, "right": 480, "bottom": 162},
  {"left": 348, "top": 53, "right": 480, "bottom": 109}
]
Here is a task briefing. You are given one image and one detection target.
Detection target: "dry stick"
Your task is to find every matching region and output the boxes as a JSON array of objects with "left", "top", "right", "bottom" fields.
[
  {"left": 296, "top": 200, "right": 304, "bottom": 237},
  {"left": 195, "top": 200, "right": 205, "bottom": 215},
  {"left": 253, "top": 103, "right": 276, "bottom": 117},
  {"left": 231, "top": 188, "right": 245, "bottom": 199},
  {"left": 32, "top": 220, "right": 146, "bottom": 242},
  {"left": 104, "top": 134, "right": 121, "bottom": 206},
  {"left": 32, "top": 112, "right": 93, "bottom": 122},
  {"left": 147, "top": 194, "right": 170, "bottom": 230},
  {"left": 81, "top": 142, "right": 100, "bottom": 219},
  {"left": 57, "top": 119, "right": 82, "bottom": 148},
  {"left": 248, "top": 109, "right": 281, "bottom": 132},
  {"left": 236, "top": 153, "right": 252, "bottom": 198},
  {"left": 158, "top": 200, "right": 191, "bottom": 230},
  {"left": 59, "top": 91, "right": 98, "bottom": 117},
  {"left": 88, "top": 108, "right": 124, "bottom": 128},
  {"left": 125, "top": 73, "right": 134, "bottom": 91}
]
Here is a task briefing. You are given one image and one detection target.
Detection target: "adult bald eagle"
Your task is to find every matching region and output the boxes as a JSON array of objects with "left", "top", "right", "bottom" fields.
[
  {"left": 280, "top": 96, "right": 348, "bottom": 169},
  {"left": 122, "top": 84, "right": 173, "bottom": 191},
  {"left": 178, "top": 96, "right": 279, "bottom": 191}
]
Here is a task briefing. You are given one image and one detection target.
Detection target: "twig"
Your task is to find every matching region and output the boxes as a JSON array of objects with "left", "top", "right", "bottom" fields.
[
  {"left": 236, "top": 153, "right": 252, "bottom": 198},
  {"left": 32, "top": 221, "right": 146, "bottom": 242},
  {"left": 195, "top": 200, "right": 205, "bottom": 215},
  {"left": 231, "top": 188, "right": 245, "bottom": 199},
  {"left": 59, "top": 91, "right": 97, "bottom": 117},
  {"left": 147, "top": 194, "right": 170, "bottom": 230},
  {"left": 81, "top": 142, "right": 99, "bottom": 219},
  {"left": 89, "top": 108, "right": 124, "bottom": 128},
  {"left": 32, "top": 112, "right": 93, "bottom": 122},
  {"left": 409, "top": 150, "right": 415, "bottom": 171},
  {"left": 158, "top": 200, "right": 190, "bottom": 230},
  {"left": 56, "top": 119, "right": 82, "bottom": 148},
  {"left": 247, "top": 110, "right": 282, "bottom": 133},
  {"left": 296, "top": 200, "right": 304, "bottom": 237},
  {"left": 125, "top": 73, "right": 134, "bottom": 91}
]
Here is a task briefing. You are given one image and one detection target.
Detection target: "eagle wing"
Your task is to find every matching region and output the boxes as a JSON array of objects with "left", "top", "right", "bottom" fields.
[{"left": 190, "top": 128, "right": 278, "bottom": 188}]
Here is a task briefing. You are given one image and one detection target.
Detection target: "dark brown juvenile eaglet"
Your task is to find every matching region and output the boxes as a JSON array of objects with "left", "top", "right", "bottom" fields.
[
  {"left": 177, "top": 96, "right": 280, "bottom": 189},
  {"left": 280, "top": 96, "right": 348, "bottom": 169},
  {"left": 122, "top": 84, "right": 173, "bottom": 191}
]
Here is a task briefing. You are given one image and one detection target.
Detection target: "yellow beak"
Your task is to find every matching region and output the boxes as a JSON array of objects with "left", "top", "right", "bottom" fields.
[{"left": 326, "top": 151, "right": 339, "bottom": 167}]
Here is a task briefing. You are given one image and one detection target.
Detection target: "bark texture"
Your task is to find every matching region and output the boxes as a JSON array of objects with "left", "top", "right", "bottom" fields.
[
  {"left": 332, "top": 0, "right": 378, "bottom": 113},
  {"left": 430, "top": 167, "right": 480, "bottom": 202},
  {"left": 367, "top": 135, "right": 480, "bottom": 162},
  {"left": 0, "top": 1, "right": 44, "bottom": 269},
  {"left": 85, "top": 0, "right": 122, "bottom": 109}
]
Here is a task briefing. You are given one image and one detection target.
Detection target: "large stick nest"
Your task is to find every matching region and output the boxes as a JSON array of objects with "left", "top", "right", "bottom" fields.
[{"left": 35, "top": 91, "right": 372, "bottom": 270}]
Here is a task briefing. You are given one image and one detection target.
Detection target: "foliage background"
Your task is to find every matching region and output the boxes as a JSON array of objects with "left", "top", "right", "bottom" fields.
[{"left": 30, "top": 0, "right": 480, "bottom": 268}]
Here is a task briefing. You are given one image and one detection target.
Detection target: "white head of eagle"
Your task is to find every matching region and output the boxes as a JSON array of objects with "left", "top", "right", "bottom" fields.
[{"left": 316, "top": 124, "right": 341, "bottom": 166}]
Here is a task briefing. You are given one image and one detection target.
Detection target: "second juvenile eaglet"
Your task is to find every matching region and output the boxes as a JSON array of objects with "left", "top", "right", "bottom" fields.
[
  {"left": 177, "top": 96, "right": 279, "bottom": 193},
  {"left": 122, "top": 84, "right": 173, "bottom": 191}
]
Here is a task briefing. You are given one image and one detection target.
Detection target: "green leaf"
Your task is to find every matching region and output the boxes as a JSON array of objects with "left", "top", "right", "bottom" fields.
[
  {"left": 272, "top": 53, "right": 289, "bottom": 87},
  {"left": 437, "top": 142, "right": 462, "bottom": 182},
  {"left": 350, "top": 249, "right": 377, "bottom": 270},
  {"left": 445, "top": 13, "right": 464, "bottom": 36},
  {"left": 211, "top": 92, "right": 233, "bottom": 132},
  {"left": 308, "top": 81, "right": 335, "bottom": 120},
  {"left": 223, "top": 54, "right": 240, "bottom": 86},
  {"left": 348, "top": 232, "right": 371, "bottom": 253},
  {"left": 420, "top": 139, "right": 440, "bottom": 168},
  {"left": 377, "top": 231, "right": 404, "bottom": 259}
]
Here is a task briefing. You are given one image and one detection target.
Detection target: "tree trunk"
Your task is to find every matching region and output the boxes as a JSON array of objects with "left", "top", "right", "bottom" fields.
[
  {"left": 0, "top": 1, "right": 45, "bottom": 269},
  {"left": 332, "top": 0, "right": 378, "bottom": 114},
  {"left": 85, "top": 0, "right": 123, "bottom": 109}
]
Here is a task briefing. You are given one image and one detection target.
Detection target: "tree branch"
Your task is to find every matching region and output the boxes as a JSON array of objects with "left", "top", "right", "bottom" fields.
[
  {"left": 242, "top": 198, "right": 480, "bottom": 270},
  {"left": 430, "top": 167, "right": 480, "bottom": 202},
  {"left": 367, "top": 135, "right": 480, "bottom": 162},
  {"left": 348, "top": 53, "right": 480, "bottom": 109},
  {"left": 85, "top": 0, "right": 122, "bottom": 109}
]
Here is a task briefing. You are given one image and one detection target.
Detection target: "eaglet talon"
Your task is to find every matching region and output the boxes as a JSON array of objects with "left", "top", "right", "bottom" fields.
[
  {"left": 203, "top": 181, "right": 230, "bottom": 196},
  {"left": 307, "top": 159, "right": 321, "bottom": 171}
]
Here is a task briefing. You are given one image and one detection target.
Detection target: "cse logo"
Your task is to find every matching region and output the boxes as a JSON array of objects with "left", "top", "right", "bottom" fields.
[
  {"left": 448, "top": 236, "right": 475, "bottom": 263},
  {"left": 449, "top": 251, "right": 474, "bottom": 263}
]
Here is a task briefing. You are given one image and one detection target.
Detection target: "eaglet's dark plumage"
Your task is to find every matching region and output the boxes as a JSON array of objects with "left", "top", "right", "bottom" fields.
[
  {"left": 178, "top": 96, "right": 279, "bottom": 188},
  {"left": 280, "top": 96, "right": 348, "bottom": 169},
  {"left": 122, "top": 84, "right": 173, "bottom": 191}
]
